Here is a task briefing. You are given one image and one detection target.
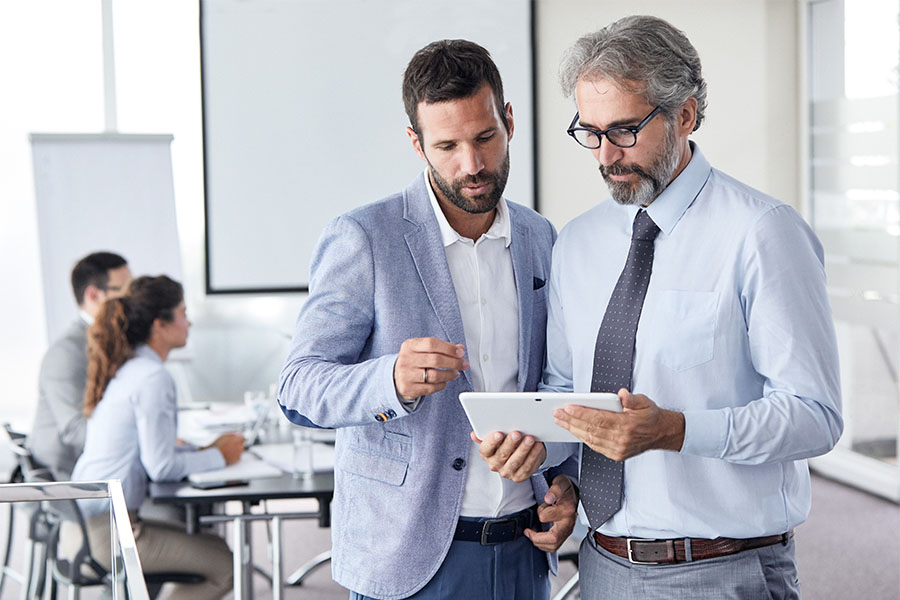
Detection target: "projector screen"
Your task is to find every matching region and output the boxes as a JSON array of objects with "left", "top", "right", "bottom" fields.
[{"left": 200, "top": 0, "right": 535, "bottom": 293}]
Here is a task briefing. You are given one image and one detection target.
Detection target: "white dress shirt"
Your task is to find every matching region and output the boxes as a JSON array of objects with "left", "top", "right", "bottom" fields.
[
  {"left": 424, "top": 172, "right": 536, "bottom": 517},
  {"left": 543, "top": 145, "right": 843, "bottom": 539},
  {"left": 73, "top": 344, "right": 224, "bottom": 518}
]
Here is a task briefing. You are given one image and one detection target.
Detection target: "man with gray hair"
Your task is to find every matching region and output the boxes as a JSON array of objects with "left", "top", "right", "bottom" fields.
[{"left": 543, "top": 15, "right": 842, "bottom": 598}]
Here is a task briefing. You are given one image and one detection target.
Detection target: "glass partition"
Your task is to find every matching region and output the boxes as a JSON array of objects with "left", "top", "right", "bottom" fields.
[
  {"left": 807, "top": 0, "right": 900, "bottom": 501},
  {"left": 0, "top": 480, "right": 150, "bottom": 600}
]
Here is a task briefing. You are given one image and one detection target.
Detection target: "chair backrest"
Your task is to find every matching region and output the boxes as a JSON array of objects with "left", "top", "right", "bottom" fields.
[
  {"left": 1, "top": 423, "right": 50, "bottom": 482},
  {"left": 43, "top": 496, "right": 109, "bottom": 586},
  {"left": 1, "top": 423, "right": 26, "bottom": 483}
]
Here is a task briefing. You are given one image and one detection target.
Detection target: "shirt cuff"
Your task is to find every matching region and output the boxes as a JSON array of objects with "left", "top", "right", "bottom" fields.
[
  {"left": 399, "top": 394, "right": 421, "bottom": 412},
  {"left": 681, "top": 409, "right": 728, "bottom": 458},
  {"left": 539, "top": 441, "right": 574, "bottom": 473}
]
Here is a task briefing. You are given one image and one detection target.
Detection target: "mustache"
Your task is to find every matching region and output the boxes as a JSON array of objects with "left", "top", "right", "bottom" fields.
[
  {"left": 461, "top": 174, "right": 494, "bottom": 186},
  {"left": 600, "top": 163, "right": 651, "bottom": 179}
]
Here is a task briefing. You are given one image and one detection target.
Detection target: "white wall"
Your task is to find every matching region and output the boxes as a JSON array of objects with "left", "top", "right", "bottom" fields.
[
  {"left": 535, "top": 0, "right": 800, "bottom": 228},
  {"left": 0, "top": 0, "right": 801, "bottom": 429}
]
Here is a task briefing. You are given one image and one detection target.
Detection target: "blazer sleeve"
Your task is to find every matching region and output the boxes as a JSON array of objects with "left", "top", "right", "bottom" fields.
[
  {"left": 38, "top": 341, "right": 87, "bottom": 452},
  {"left": 278, "top": 215, "right": 409, "bottom": 429}
]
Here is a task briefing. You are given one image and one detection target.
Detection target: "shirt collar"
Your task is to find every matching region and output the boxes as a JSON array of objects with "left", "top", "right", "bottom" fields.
[
  {"left": 135, "top": 344, "right": 163, "bottom": 363},
  {"left": 423, "top": 169, "right": 512, "bottom": 248},
  {"left": 641, "top": 142, "right": 711, "bottom": 237},
  {"left": 79, "top": 310, "right": 93, "bottom": 326}
]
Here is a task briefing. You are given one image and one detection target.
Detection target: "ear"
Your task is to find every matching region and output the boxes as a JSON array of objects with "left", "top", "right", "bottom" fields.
[
  {"left": 503, "top": 102, "right": 515, "bottom": 142},
  {"left": 407, "top": 126, "right": 427, "bottom": 162},
  {"left": 678, "top": 97, "right": 698, "bottom": 136},
  {"left": 82, "top": 284, "right": 103, "bottom": 306}
]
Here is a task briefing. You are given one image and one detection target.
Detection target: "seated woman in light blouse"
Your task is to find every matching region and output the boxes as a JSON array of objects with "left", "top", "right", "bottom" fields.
[{"left": 69, "top": 275, "right": 242, "bottom": 600}]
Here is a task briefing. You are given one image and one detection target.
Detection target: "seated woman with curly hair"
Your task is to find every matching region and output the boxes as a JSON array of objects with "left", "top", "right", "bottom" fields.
[{"left": 69, "top": 275, "right": 242, "bottom": 599}]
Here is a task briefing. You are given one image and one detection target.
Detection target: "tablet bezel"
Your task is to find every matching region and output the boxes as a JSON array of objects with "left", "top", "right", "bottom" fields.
[{"left": 459, "top": 391, "right": 622, "bottom": 443}]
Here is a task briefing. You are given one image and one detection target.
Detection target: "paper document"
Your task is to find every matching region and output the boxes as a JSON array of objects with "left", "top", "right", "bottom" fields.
[
  {"left": 187, "top": 454, "right": 283, "bottom": 484},
  {"left": 250, "top": 442, "right": 335, "bottom": 474}
]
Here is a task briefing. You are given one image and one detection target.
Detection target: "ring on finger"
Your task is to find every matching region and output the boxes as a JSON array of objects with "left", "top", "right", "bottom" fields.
[{"left": 423, "top": 367, "right": 429, "bottom": 384}]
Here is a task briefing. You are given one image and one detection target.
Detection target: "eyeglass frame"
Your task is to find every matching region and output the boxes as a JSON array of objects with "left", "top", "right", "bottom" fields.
[{"left": 566, "top": 106, "right": 663, "bottom": 149}]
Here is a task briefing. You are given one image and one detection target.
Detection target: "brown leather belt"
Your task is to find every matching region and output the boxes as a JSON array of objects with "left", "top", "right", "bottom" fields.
[{"left": 593, "top": 530, "right": 794, "bottom": 564}]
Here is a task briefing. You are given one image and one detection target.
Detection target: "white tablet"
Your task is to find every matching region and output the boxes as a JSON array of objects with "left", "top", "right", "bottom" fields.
[{"left": 459, "top": 392, "right": 622, "bottom": 443}]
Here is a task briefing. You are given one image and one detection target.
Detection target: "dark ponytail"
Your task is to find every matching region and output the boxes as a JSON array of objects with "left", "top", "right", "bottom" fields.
[{"left": 83, "top": 275, "right": 184, "bottom": 416}]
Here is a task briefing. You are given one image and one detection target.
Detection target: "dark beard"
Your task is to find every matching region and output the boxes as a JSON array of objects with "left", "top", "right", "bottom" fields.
[
  {"left": 429, "top": 152, "right": 510, "bottom": 214},
  {"left": 600, "top": 122, "right": 680, "bottom": 206}
]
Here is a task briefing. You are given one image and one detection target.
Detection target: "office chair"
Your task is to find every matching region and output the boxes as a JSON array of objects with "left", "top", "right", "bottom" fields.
[
  {"left": 0, "top": 423, "right": 26, "bottom": 598},
  {"left": 1, "top": 422, "right": 56, "bottom": 600},
  {"left": 43, "top": 490, "right": 206, "bottom": 600}
]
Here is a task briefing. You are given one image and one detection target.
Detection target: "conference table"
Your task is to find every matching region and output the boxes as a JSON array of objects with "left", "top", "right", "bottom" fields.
[
  {"left": 150, "top": 471, "right": 334, "bottom": 600},
  {"left": 151, "top": 402, "right": 336, "bottom": 600}
]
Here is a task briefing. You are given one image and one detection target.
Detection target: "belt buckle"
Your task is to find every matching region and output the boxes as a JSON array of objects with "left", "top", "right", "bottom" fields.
[
  {"left": 480, "top": 518, "right": 509, "bottom": 546},
  {"left": 626, "top": 538, "right": 660, "bottom": 564}
]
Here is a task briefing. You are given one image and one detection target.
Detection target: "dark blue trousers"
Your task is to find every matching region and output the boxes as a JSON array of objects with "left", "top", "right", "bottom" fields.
[{"left": 349, "top": 528, "right": 550, "bottom": 600}]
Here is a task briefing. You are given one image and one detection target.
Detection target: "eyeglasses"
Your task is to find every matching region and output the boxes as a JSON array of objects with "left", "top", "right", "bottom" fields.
[{"left": 566, "top": 106, "right": 662, "bottom": 149}]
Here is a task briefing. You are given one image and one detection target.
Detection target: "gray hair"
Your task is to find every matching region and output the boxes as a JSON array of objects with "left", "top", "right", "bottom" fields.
[{"left": 559, "top": 15, "right": 707, "bottom": 132}]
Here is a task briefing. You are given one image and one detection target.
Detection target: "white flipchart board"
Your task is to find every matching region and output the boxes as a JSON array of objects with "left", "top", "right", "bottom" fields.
[{"left": 31, "top": 133, "right": 184, "bottom": 343}]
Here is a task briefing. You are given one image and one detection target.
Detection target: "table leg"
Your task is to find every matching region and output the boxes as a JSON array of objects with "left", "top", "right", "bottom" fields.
[{"left": 271, "top": 516, "right": 283, "bottom": 600}]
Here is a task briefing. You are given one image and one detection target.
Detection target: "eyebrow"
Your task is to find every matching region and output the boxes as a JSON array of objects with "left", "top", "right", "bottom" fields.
[
  {"left": 579, "top": 115, "right": 644, "bottom": 130},
  {"left": 431, "top": 126, "right": 498, "bottom": 147}
]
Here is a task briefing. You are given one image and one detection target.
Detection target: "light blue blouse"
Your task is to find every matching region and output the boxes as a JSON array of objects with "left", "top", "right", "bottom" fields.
[{"left": 72, "top": 345, "right": 223, "bottom": 517}]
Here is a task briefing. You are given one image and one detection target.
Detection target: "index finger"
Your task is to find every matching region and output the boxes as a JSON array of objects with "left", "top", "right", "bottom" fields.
[
  {"left": 554, "top": 404, "right": 619, "bottom": 426},
  {"left": 406, "top": 337, "right": 466, "bottom": 357},
  {"left": 477, "top": 431, "right": 507, "bottom": 456}
]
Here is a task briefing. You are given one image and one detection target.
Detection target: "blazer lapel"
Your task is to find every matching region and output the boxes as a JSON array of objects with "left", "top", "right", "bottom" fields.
[
  {"left": 509, "top": 211, "right": 534, "bottom": 392},
  {"left": 402, "top": 176, "right": 472, "bottom": 388}
]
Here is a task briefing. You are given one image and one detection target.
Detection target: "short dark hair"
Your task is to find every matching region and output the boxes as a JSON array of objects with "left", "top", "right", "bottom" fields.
[
  {"left": 402, "top": 39, "right": 507, "bottom": 134},
  {"left": 71, "top": 251, "right": 128, "bottom": 306}
]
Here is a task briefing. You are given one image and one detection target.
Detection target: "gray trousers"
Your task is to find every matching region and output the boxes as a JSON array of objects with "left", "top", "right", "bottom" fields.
[{"left": 578, "top": 533, "right": 800, "bottom": 600}]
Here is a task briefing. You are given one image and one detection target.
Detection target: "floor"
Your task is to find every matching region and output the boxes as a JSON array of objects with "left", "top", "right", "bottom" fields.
[{"left": 1, "top": 473, "right": 897, "bottom": 599}]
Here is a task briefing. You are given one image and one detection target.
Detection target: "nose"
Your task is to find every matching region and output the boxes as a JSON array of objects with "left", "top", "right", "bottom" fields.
[
  {"left": 459, "top": 144, "right": 485, "bottom": 176},
  {"left": 592, "top": 137, "right": 624, "bottom": 167}
]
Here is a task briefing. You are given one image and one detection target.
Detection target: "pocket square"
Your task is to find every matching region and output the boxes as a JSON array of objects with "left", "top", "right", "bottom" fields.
[{"left": 533, "top": 277, "right": 546, "bottom": 290}]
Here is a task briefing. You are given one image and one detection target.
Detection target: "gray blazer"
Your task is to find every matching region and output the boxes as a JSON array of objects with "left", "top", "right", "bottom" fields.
[
  {"left": 27, "top": 318, "right": 88, "bottom": 479},
  {"left": 279, "top": 174, "right": 574, "bottom": 599}
]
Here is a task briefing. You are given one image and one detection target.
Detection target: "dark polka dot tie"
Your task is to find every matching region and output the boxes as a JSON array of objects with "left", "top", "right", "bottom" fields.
[{"left": 580, "top": 210, "right": 660, "bottom": 529}]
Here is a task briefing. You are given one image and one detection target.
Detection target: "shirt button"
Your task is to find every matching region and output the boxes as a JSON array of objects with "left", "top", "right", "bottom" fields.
[
  {"left": 482, "top": 354, "right": 489, "bottom": 362},
  {"left": 452, "top": 458, "right": 466, "bottom": 471},
  {"left": 481, "top": 298, "right": 487, "bottom": 305}
]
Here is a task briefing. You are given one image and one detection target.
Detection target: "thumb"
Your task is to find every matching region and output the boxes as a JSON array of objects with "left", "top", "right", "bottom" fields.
[
  {"left": 544, "top": 489, "right": 559, "bottom": 505},
  {"left": 620, "top": 388, "right": 648, "bottom": 411}
]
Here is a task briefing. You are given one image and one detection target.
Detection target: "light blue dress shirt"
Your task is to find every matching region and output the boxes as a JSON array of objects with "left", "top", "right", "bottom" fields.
[
  {"left": 543, "top": 144, "right": 843, "bottom": 539},
  {"left": 73, "top": 345, "right": 224, "bottom": 518}
]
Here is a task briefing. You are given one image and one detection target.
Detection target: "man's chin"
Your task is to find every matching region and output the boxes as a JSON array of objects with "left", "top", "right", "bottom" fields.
[{"left": 454, "top": 193, "right": 499, "bottom": 215}]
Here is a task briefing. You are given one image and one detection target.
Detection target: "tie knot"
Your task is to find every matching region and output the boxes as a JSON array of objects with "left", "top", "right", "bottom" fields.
[{"left": 632, "top": 210, "right": 660, "bottom": 241}]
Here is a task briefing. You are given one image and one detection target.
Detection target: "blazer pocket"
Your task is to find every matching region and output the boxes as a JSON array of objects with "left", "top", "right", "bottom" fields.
[
  {"left": 341, "top": 446, "right": 409, "bottom": 486},
  {"left": 647, "top": 290, "right": 717, "bottom": 372}
]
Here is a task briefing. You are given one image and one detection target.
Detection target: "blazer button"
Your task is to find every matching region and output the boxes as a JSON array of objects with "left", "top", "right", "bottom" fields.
[{"left": 452, "top": 458, "right": 466, "bottom": 471}]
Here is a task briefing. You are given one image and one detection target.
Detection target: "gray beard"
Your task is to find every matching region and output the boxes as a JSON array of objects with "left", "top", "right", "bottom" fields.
[{"left": 601, "top": 123, "right": 681, "bottom": 206}]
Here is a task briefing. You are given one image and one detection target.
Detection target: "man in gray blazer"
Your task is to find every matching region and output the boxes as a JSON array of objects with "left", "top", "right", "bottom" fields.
[
  {"left": 27, "top": 251, "right": 131, "bottom": 479},
  {"left": 279, "top": 40, "right": 577, "bottom": 600}
]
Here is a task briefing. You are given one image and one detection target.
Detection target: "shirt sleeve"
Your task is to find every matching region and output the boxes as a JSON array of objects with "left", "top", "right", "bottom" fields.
[
  {"left": 541, "top": 240, "right": 575, "bottom": 394},
  {"left": 681, "top": 206, "right": 843, "bottom": 463},
  {"left": 134, "top": 369, "right": 224, "bottom": 481}
]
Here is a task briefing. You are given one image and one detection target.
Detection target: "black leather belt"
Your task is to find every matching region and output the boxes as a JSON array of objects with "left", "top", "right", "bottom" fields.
[
  {"left": 454, "top": 506, "right": 539, "bottom": 546},
  {"left": 593, "top": 530, "right": 794, "bottom": 564}
]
